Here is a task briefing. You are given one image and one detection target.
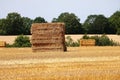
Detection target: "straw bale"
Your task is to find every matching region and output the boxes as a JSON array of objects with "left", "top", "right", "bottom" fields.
[
  {"left": 32, "top": 43, "right": 63, "bottom": 47},
  {"left": 0, "top": 41, "right": 6, "bottom": 47},
  {"left": 80, "top": 39, "right": 95, "bottom": 46},
  {"left": 32, "top": 40, "right": 63, "bottom": 44},
  {"left": 32, "top": 37, "right": 62, "bottom": 40},
  {"left": 31, "top": 23, "right": 64, "bottom": 34},
  {"left": 31, "top": 23, "right": 66, "bottom": 52},
  {"left": 31, "top": 33, "right": 63, "bottom": 38}
]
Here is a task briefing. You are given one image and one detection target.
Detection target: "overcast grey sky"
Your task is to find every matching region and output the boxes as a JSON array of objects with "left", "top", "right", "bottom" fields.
[{"left": 0, "top": 0, "right": 120, "bottom": 23}]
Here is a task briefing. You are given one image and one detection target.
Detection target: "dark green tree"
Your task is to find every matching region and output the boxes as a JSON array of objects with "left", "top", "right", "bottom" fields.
[
  {"left": 6, "top": 12, "right": 24, "bottom": 35},
  {"left": 83, "top": 15, "right": 115, "bottom": 34},
  {"left": 0, "top": 19, "right": 7, "bottom": 35},
  {"left": 117, "top": 28, "right": 120, "bottom": 35},
  {"left": 52, "top": 12, "right": 83, "bottom": 34},
  {"left": 93, "top": 15, "right": 110, "bottom": 34},
  {"left": 33, "top": 17, "right": 47, "bottom": 23},
  {"left": 109, "top": 11, "right": 120, "bottom": 34},
  {"left": 22, "top": 17, "right": 33, "bottom": 35},
  {"left": 83, "top": 15, "right": 97, "bottom": 33}
]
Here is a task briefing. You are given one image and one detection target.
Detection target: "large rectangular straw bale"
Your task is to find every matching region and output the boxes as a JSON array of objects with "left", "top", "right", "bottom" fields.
[
  {"left": 31, "top": 23, "right": 66, "bottom": 52},
  {"left": 80, "top": 39, "right": 95, "bottom": 46}
]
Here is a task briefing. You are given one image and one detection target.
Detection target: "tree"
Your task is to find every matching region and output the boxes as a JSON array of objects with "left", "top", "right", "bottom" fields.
[
  {"left": 109, "top": 11, "right": 120, "bottom": 34},
  {"left": 93, "top": 15, "right": 110, "bottom": 34},
  {"left": 22, "top": 17, "right": 33, "bottom": 35},
  {"left": 33, "top": 17, "right": 47, "bottom": 23},
  {"left": 117, "top": 28, "right": 120, "bottom": 35},
  {"left": 0, "top": 19, "right": 7, "bottom": 35},
  {"left": 83, "top": 15, "right": 97, "bottom": 33},
  {"left": 6, "top": 12, "right": 24, "bottom": 35},
  {"left": 52, "top": 12, "right": 83, "bottom": 34},
  {"left": 83, "top": 15, "right": 115, "bottom": 34}
]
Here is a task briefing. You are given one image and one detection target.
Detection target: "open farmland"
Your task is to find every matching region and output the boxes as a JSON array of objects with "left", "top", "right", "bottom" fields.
[
  {"left": 0, "top": 47, "right": 120, "bottom": 80},
  {"left": 0, "top": 35, "right": 120, "bottom": 44}
]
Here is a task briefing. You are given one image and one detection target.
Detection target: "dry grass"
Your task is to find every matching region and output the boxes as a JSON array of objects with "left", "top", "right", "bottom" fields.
[
  {"left": 0, "top": 61, "right": 120, "bottom": 80},
  {"left": 0, "top": 47, "right": 120, "bottom": 80}
]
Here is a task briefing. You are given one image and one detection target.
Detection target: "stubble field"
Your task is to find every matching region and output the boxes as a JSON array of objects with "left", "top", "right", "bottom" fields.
[{"left": 0, "top": 47, "right": 120, "bottom": 80}]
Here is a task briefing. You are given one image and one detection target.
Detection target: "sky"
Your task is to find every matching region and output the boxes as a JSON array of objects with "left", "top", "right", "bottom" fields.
[{"left": 0, "top": 0, "right": 120, "bottom": 23}]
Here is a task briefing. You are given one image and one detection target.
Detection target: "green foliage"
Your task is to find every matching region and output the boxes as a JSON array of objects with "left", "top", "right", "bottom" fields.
[
  {"left": 83, "top": 15, "right": 115, "bottom": 34},
  {"left": 13, "top": 35, "right": 31, "bottom": 47},
  {"left": 109, "top": 11, "right": 120, "bottom": 34},
  {"left": 6, "top": 12, "right": 24, "bottom": 35},
  {"left": 0, "top": 11, "right": 120, "bottom": 35},
  {"left": 22, "top": 17, "right": 33, "bottom": 35},
  {"left": 117, "top": 28, "right": 120, "bottom": 35},
  {"left": 65, "top": 36, "right": 80, "bottom": 47},
  {"left": 65, "top": 34, "right": 120, "bottom": 47},
  {"left": 0, "top": 12, "right": 47, "bottom": 35},
  {"left": 83, "top": 15, "right": 97, "bottom": 33},
  {"left": 82, "top": 34, "right": 90, "bottom": 39},
  {"left": 98, "top": 35, "right": 112, "bottom": 46},
  {"left": 33, "top": 17, "right": 47, "bottom": 23},
  {"left": 82, "top": 34, "right": 119, "bottom": 46},
  {"left": 0, "top": 19, "right": 7, "bottom": 35},
  {"left": 52, "top": 12, "right": 84, "bottom": 34}
]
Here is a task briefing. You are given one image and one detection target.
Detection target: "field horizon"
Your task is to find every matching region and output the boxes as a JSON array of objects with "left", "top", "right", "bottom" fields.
[{"left": 0, "top": 34, "right": 120, "bottom": 44}]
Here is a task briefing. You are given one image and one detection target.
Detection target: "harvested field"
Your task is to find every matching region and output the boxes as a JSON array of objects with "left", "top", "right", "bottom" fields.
[
  {"left": 0, "top": 35, "right": 120, "bottom": 44},
  {"left": 0, "top": 47, "right": 120, "bottom": 80}
]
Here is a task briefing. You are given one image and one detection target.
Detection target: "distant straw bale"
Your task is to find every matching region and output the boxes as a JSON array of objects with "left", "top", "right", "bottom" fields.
[
  {"left": 80, "top": 39, "right": 95, "bottom": 46},
  {"left": 0, "top": 41, "right": 6, "bottom": 47},
  {"left": 31, "top": 23, "right": 67, "bottom": 52}
]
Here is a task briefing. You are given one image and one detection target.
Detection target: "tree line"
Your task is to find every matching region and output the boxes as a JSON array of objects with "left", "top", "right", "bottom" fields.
[{"left": 0, "top": 11, "right": 120, "bottom": 35}]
